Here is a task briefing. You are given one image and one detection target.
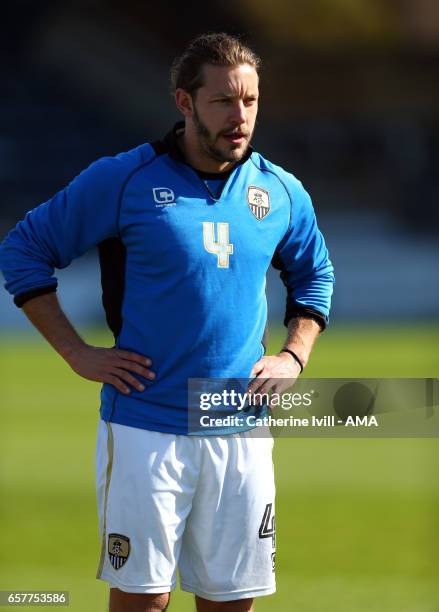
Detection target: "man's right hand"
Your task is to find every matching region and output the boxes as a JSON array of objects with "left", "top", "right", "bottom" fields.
[
  {"left": 66, "top": 344, "right": 155, "bottom": 395},
  {"left": 20, "top": 292, "right": 154, "bottom": 395}
]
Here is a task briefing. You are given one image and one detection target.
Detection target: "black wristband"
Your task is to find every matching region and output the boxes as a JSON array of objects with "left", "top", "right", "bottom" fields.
[{"left": 280, "top": 349, "right": 304, "bottom": 373}]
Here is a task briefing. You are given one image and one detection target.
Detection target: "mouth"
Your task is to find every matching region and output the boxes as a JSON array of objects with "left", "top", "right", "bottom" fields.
[{"left": 222, "top": 131, "right": 247, "bottom": 145}]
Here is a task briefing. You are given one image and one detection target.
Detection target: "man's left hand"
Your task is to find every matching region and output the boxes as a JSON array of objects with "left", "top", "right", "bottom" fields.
[{"left": 248, "top": 352, "right": 301, "bottom": 397}]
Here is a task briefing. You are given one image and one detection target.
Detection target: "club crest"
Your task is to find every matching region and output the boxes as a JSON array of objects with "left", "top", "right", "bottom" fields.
[
  {"left": 108, "top": 533, "right": 130, "bottom": 570},
  {"left": 247, "top": 186, "right": 270, "bottom": 220}
]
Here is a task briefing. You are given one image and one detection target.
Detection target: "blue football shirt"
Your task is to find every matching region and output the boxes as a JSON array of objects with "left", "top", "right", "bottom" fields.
[{"left": 0, "top": 123, "right": 335, "bottom": 434}]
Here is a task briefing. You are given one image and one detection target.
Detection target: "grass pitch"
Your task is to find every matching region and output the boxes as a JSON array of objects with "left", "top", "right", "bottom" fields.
[{"left": 0, "top": 323, "right": 438, "bottom": 611}]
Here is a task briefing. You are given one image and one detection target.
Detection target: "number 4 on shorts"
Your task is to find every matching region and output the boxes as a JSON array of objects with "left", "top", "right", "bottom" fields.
[{"left": 259, "top": 503, "right": 276, "bottom": 548}]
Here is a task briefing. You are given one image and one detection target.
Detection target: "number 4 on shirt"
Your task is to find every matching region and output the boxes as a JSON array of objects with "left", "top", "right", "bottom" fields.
[{"left": 203, "top": 222, "right": 234, "bottom": 268}]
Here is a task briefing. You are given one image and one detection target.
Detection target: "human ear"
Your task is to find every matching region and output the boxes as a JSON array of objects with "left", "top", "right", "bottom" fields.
[{"left": 175, "top": 89, "right": 194, "bottom": 118}]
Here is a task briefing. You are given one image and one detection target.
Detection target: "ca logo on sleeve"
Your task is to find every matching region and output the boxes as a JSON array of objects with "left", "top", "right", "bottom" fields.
[
  {"left": 108, "top": 533, "right": 130, "bottom": 570},
  {"left": 152, "top": 187, "right": 175, "bottom": 206},
  {"left": 247, "top": 186, "right": 270, "bottom": 220}
]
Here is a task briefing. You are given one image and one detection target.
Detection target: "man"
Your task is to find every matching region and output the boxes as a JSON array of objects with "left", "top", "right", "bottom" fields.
[{"left": 0, "top": 33, "right": 334, "bottom": 612}]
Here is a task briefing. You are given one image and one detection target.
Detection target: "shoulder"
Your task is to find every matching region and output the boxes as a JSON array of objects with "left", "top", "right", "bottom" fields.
[
  {"left": 108, "top": 141, "right": 158, "bottom": 170},
  {"left": 249, "top": 151, "right": 309, "bottom": 204},
  {"left": 70, "top": 142, "right": 158, "bottom": 192}
]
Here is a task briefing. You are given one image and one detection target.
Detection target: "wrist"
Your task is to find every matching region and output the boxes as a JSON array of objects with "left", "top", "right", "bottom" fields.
[
  {"left": 279, "top": 349, "right": 304, "bottom": 373},
  {"left": 59, "top": 339, "right": 88, "bottom": 364}
]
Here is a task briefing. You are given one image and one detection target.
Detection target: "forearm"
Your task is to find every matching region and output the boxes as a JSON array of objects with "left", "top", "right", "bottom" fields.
[
  {"left": 21, "top": 292, "right": 86, "bottom": 363},
  {"left": 282, "top": 317, "right": 322, "bottom": 369}
]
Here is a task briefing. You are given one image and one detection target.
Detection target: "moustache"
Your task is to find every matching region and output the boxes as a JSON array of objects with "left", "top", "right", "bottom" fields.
[{"left": 219, "top": 130, "right": 250, "bottom": 138}]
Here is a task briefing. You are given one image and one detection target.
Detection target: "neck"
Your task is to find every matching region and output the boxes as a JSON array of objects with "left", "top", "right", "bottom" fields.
[{"left": 178, "top": 123, "right": 236, "bottom": 174}]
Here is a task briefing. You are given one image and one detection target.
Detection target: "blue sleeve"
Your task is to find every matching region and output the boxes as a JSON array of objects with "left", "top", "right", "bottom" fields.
[
  {"left": 272, "top": 178, "right": 335, "bottom": 328},
  {"left": 0, "top": 156, "right": 126, "bottom": 306}
]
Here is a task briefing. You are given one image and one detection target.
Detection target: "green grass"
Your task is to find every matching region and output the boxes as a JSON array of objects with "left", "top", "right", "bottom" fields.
[{"left": 0, "top": 324, "right": 438, "bottom": 611}]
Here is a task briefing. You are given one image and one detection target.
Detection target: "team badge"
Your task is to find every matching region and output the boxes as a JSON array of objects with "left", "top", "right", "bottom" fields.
[
  {"left": 247, "top": 186, "right": 270, "bottom": 220},
  {"left": 108, "top": 533, "right": 130, "bottom": 570}
]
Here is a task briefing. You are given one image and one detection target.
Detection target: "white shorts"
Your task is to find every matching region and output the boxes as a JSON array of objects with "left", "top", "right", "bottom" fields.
[{"left": 95, "top": 420, "right": 276, "bottom": 602}]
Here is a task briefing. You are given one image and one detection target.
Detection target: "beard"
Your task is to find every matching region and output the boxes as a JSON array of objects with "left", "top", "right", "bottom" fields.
[{"left": 192, "top": 105, "right": 252, "bottom": 164}]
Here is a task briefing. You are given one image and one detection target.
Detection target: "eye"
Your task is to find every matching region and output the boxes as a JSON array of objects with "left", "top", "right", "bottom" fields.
[{"left": 245, "top": 97, "right": 257, "bottom": 106}]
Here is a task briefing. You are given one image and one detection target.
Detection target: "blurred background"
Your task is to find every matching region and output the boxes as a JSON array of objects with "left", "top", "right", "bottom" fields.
[
  {"left": 1, "top": 0, "right": 439, "bottom": 326},
  {"left": 1, "top": 1, "right": 438, "bottom": 611}
]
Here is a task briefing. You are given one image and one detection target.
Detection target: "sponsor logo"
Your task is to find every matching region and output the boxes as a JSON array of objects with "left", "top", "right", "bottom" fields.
[
  {"left": 153, "top": 187, "right": 175, "bottom": 207},
  {"left": 247, "top": 186, "right": 270, "bottom": 220},
  {"left": 108, "top": 533, "right": 130, "bottom": 570}
]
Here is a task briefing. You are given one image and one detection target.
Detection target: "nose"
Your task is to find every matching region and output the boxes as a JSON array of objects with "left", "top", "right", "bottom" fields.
[{"left": 229, "top": 100, "right": 246, "bottom": 125}]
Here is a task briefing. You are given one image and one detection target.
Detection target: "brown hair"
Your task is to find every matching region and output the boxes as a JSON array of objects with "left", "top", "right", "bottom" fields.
[{"left": 170, "top": 32, "right": 260, "bottom": 96}]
